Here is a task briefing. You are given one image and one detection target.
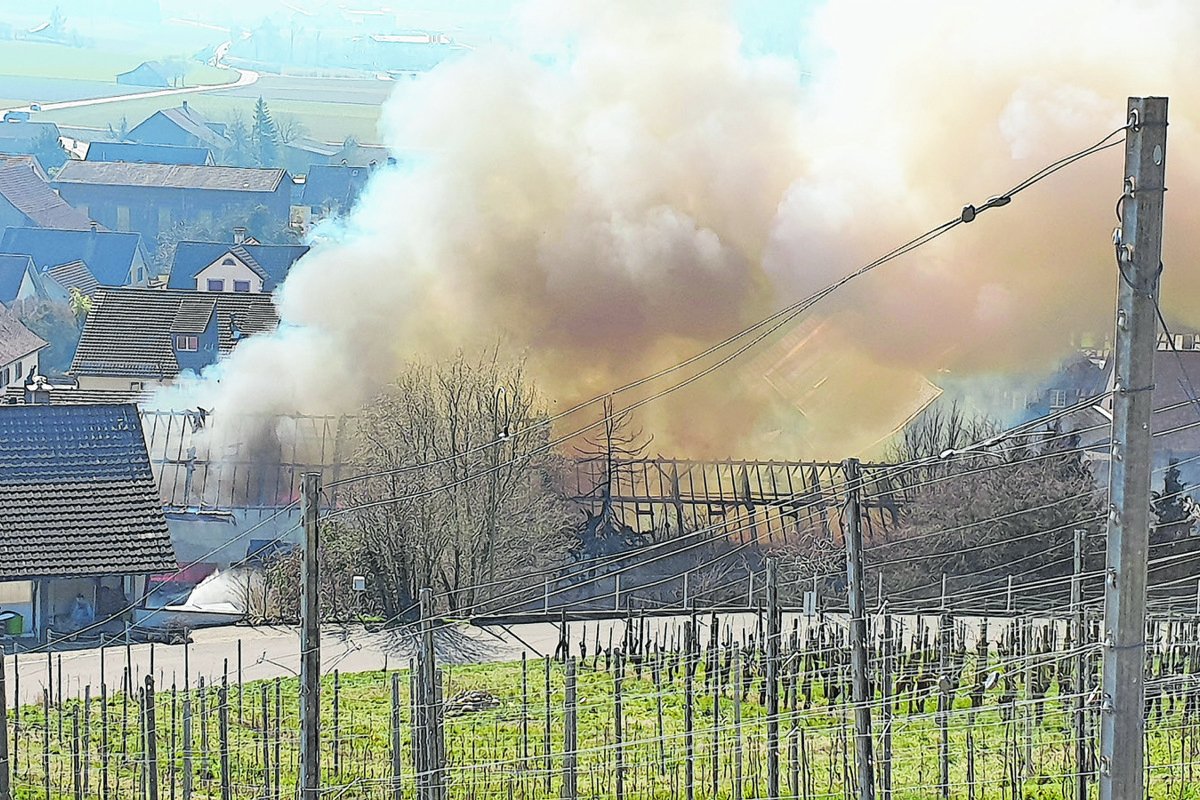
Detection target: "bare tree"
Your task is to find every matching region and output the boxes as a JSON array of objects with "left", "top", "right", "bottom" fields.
[{"left": 339, "top": 344, "right": 574, "bottom": 618}]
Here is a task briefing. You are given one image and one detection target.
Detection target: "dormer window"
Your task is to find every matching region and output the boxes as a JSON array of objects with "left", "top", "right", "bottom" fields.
[
  {"left": 206, "top": 279, "right": 225, "bottom": 292},
  {"left": 175, "top": 335, "right": 198, "bottom": 351}
]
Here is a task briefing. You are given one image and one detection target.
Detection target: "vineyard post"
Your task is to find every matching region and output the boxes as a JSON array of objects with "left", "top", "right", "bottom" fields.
[
  {"left": 218, "top": 684, "right": 229, "bottom": 800},
  {"left": 299, "top": 472, "right": 322, "bottom": 800},
  {"left": 0, "top": 649, "right": 9, "bottom": 800},
  {"left": 881, "top": 613, "right": 894, "bottom": 800},
  {"left": 145, "top": 676, "right": 158, "bottom": 800},
  {"left": 391, "top": 672, "right": 402, "bottom": 800},
  {"left": 563, "top": 657, "right": 578, "bottom": 800},
  {"left": 1073, "top": 527, "right": 1088, "bottom": 800},
  {"left": 766, "top": 558, "right": 780, "bottom": 800},
  {"left": 614, "top": 649, "right": 624, "bottom": 800}
]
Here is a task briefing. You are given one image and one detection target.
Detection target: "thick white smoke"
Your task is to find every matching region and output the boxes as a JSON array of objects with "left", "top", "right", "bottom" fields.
[{"left": 167, "top": 0, "right": 1200, "bottom": 459}]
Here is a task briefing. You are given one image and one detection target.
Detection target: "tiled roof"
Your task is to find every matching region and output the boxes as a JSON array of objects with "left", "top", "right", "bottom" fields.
[
  {"left": 0, "top": 254, "right": 34, "bottom": 304},
  {"left": 55, "top": 161, "right": 286, "bottom": 193},
  {"left": 130, "top": 105, "right": 229, "bottom": 152},
  {"left": 0, "top": 120, "right": 60, "bottom": 148},
  {"left": 85, "top": 141, "right": 213, "bottom": 166},
  {"left": 171, "top": 295, "right": 217, "bottom": 333},
  {"left": 45, "top": 260, "right": 100, "bottom": 297},
  {"left": 0, "top": 157, "right": 93, "bottom": 230},
  {"left": 301, "top": 164, "right": 371, "bottom": 212},
  {"left": 0, "top": 226, "right": 143, "bottom": 287},
  {"left": 71, "top": 287, "right": 278, "bottom": 379},
  {"left": 169, "top": 241, "right": 309, "bottom": 292},
  {"left": 0, "top": 403, "right": 175, "bottom": 579},
  {"left": 0, "top": 302, "right": 47, "bottom": 365},
  {"left": 3, "top": 382, "right": 147, "bottom": 405}
]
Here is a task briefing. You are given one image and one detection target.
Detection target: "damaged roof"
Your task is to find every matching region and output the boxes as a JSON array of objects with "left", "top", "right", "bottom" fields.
[{"left": 0, "top": 403, "right": 176, "bottom": 579}]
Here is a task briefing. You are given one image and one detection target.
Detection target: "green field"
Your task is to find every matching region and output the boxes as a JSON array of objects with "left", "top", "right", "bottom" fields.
[
  {"left": 3, "top": 649, "right": 1196, "bottom": 799},
  {"left": 0, "top": 41, "right": 233, "bottom": 86}
]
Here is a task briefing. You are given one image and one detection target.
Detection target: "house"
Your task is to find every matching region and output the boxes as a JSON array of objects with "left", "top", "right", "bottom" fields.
[
  {"left": 0, "top": 120, "right": 60, "bottom": 159},
  {"left": 0, "top": 155, "right": 94, "bottom": 231},
  {"left": 368, "top": 32, "right": 467, "bottom": 73},
  {"left": 52, "top": 161, "right": 291, "bottom": 241},
  {"left": 298, "top": 163, "right": 372, "bottom": 220},
  {"left": 0, "top": 226, "right": 152, "bottom": 288},
  {"left": 85, "top": 141, "right": 213, "bottom": 166},
  {"left": 0, "top": 254, "right": 63, "bottom": 305},
  {"left": 127, "top": 102, "right": 229, "bottom": 153},
  {"left": 169, "top": 237, "right": 309, "bottom": 293},
  {"left": 42, "top": 260, "right": 99, "bottom": 298},
  {"left": 71, "top": 287, "right": 278, "bottom": 390},
  {"left": 0, "top": 301, "right": 47, "bottom": 390},
  {"left": 116, "top": 61, "right": 173, "bottom": 88},
  {"left": 0, "top": 402, "right": 177, "bottom": 640}
]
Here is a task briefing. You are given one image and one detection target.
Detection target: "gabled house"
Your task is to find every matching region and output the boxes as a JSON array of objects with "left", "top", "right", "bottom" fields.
[
  {"left": 0, "top": 120, "right": 60, "bottom": 159},
  {"left": 52, "top": 161, "right": 291, "bottom": 241},
  {"left": 85, "top": 141, "right": 214, "bottom": 166},
  {"left": 297, "top": 163, "right": 372, "bottom": 220},
  {"left": 0, "top": 155, "right": 93, "bottom": 231},
  {"left": 0, "top": 301, "right": 47, "bottom": 390},
  {"left": 116, "top": 61, "right": 173, "bottom": 88},
  {"left": 168, "top": 238, "right": 309, "bottom": 293},
  {"left": 0, "top": 226, "right": 151, "bottom": 288},
  {"left": 127, "top": 102, "right": 230, "bottom": 153},
  {"left": 43, "top": 260, "right": 99, "bottom": 298},
  {"left": 0, "top": 403, "right": 177, "bottom": 640},
  {"left": 0, "top": 254, "right": 62, "bottom": 305},
  {"left": 70, "top": 287, "right": 278, "bottom": 390}
]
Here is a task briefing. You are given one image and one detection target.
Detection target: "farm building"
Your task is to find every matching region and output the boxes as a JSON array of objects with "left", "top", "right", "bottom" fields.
[
  {"left": 0, "top": 155, "right": 93, "bottom": 231},
  {"left": 52, "top": 161, "right": 291, "bottom": 242},
  {"left": 85, "top": 141, "right": 213, "bottom": 166},
  {"left": 116, "top": 61, "right": 173, "bottom": 88},
  {"left": 0, "top": 301, "right": 47, "bottom": 390}
]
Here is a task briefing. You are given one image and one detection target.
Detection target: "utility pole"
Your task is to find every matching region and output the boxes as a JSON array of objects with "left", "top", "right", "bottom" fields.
[
  {"left": 299, "top": 472, "right": 322, "bottom": 800},
  {"left": 765, "top": 559, "right": 780, "bottom": 800},
  {"left": 1099, "top": 95, "right": 1167, "bottom": 800},
  {"left": 842, "top": 457, "right": 875, "bottom": 800}
]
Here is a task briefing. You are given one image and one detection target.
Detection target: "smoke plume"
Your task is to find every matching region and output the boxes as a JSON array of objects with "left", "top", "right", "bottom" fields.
[{"left": 168, "top": 0, "right": 1200, "bottom": 459}]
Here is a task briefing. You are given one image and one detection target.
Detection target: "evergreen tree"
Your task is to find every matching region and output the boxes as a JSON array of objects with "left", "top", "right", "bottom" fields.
[{"left": 251, "top": 96, "right": 279, "bottom": 167}]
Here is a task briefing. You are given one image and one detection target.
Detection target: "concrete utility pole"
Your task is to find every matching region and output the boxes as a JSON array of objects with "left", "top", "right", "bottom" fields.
[
  {"left": 843, "top": 458, "right": 875, "bottom": 800},
  {"left": 1099, "top": 96, "right": 1167, "bottom": 800},
  {"left": 299, "top": 472, "right": 322, "bottom": 800}
]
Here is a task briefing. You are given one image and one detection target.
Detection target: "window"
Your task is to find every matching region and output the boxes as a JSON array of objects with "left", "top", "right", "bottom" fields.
[
  {"left": 222, "top": 257, "right": 236, "bottom": 266},
  {"left": 116, "top": 206, "right": 131, "bottom": 232},
  {"left": 175, "top": 335, "right": 198, "bottom": 351},
  {"left": 206, "top": 279, "right": 225, "bottom": 292},
  {"left": 1, "top": 369, "right": 8, "bottom": 385},
  {"left": 13, "top": 361, "right": 20, "bottom": 382},
  {"left": 157, "top": 207, "right": 171, "bottom": 231},
  {"left": 130, "top": 381, "right": 144, "bottom": 391},
  {"left": 1049, "top": 389, "right": 1068, "bottom": 409},
  {"left": 233, "top": 280, "right": 251, "bottom": 293}
]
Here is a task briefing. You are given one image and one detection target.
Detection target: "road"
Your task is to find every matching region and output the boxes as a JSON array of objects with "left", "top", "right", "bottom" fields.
[
  {"left": 1, "top": 67, "right": 259, "bottom": 116},
  {"left": 4, "top": 609, "right": 1017, "bottom": 704}
]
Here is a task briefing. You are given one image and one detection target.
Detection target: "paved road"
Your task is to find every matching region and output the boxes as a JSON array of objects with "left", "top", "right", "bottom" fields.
[{"left": 1, "top": 67, "right": 259, "bottom": 116}]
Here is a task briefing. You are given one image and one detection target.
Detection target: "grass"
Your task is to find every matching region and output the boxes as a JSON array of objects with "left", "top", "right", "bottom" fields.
[
  {"left": 0, "top": 41, "right": 234, "bottom": 86},
  {"left": 5, "top": 649, "right": 1200, "bottom": 799}
]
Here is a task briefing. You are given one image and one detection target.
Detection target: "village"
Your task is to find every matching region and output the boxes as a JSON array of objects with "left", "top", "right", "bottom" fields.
[{"left": 0, "top": 2, "right": 1199, "bottom": 800}]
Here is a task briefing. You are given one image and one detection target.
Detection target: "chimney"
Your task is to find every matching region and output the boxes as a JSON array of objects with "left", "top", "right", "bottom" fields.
[
  {"left": 25, "top": 375, "right": 50, "bottom": 406},
  {"left": 182, "top": 100, "right": 189, "bottom": 112},
  {"left": 89, "top": 221, "right": 98, "bottom": 234},
  {"left": 233, "top": 227, "right": 246, "bottom": 244}
]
